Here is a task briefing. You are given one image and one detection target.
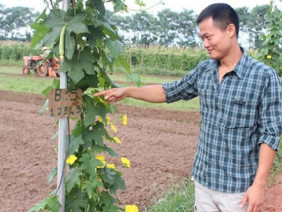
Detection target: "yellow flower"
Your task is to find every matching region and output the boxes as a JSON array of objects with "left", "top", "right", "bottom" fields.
[
  {"left": 46, "top": 107, "right": 49, "bottom": 111},
  {"left": 95, "top": 154, "right": 106, "bottom": 168},
  {"left": 111, "top": 123, "right": 117, "bottom": 133},
  {"left": 97, "top": 116, "right": 104, "bottom": 123},
  {"left": 121, "top": 157, "right": 130, "bottom": 168},
  {"left": 66, "top": 155, "right": 77, "bottom": 165},
  {"left": 125, "top": 205, "right": 138, "bottom": 212},
  {"left": 122, "top": 114, "right": 128, "bottom": 126},
  {"left": 95, "top": 154, "right": 105, "bottom": 163},
  {"left": 106, "top": 116, "right": 110, "bottom": 125},
  {"left": 107, "top": 163, "right": 116, "bottom": 170},
  {"left": 113, "top": 137, "right": 121, "bottom": 144},
  {"left": 267, "top": 55, "right": 272, "bottom": 59}
]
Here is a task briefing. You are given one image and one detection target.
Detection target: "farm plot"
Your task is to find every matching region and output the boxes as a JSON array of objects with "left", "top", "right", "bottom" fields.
[
  {"left": 0, "top": 90, "right": 281, "bottom": 212},
  {"left": 0, "top": 91, "right": 200, "bottom": 211}
]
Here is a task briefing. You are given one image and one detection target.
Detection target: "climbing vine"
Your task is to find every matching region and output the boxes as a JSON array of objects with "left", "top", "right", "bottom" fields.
[
  {"left": 258, "top": 0, "right": 282, "bottom": 76},
  {"left": 28, "top": 0, "right": 137, "bottom": 211}
]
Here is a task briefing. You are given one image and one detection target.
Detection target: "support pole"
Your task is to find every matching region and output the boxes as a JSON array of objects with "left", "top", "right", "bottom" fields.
[{"left": 57, "top": 1, "right": 70, "bottom": 211}]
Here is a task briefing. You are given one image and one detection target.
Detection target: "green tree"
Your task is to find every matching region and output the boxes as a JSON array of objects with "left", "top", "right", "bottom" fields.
[
  {"left": 130, "top": 11, "right": 158, "bottom": 45},
  {"left": 235, "top": 7, "right": 250, "bottom": 33},
  {"left": 176, "top": 9, "right": 197, "bottom": 47},
  {"left": 0, "top": 5, "right": 38, "bottom": 40},
  {"left": 155, "top": 9, "right": 179, "bottom": 46},
  {"left": 248, "top": 5, "right": 269, "bottom": 49}
]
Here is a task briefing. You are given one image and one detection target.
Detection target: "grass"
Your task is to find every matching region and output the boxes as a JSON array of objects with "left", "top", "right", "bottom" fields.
[
  {"left": 0, "top": 59, "right": 23, "bottom": 66},
  {"left": 143, "top": 179, "right": 195, "bottom": 212},
  {"left": 0, "top": 73, "right": 52, "bottom": 94},
  {"left": 0, "top": 65, "right": 200, "bottom": 111}
]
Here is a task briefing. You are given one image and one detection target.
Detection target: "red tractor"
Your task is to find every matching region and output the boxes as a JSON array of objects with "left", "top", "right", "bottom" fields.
[{"left": 22, "top": 55, "right": 60, "bottom": 77}]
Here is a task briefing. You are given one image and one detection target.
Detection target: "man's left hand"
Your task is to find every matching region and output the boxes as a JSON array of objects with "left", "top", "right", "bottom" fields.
[{"left": 241, "top": 183, "right": 265, "bottom": 212}]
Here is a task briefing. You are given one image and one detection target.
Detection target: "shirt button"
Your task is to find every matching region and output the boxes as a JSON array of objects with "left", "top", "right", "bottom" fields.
[{"left": 213, "top": 126, "right": 217, "bottom": 130}]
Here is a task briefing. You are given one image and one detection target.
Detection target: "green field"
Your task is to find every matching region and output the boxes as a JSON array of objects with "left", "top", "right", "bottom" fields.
[{"left": 0, "top": 65, "right": 200, "bottom": 111}]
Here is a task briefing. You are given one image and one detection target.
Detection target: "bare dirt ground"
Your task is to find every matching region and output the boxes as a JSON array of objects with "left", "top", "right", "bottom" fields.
[{"left": 0, "top": 91, "right": 281, "bottom": 212}]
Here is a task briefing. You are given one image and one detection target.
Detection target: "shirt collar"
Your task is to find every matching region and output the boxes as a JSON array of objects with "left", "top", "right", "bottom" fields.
[
  {"left": 232, "top": 48, "right": 249, "bottom": 79},
  {"left": 210, "top": 47, "right": 249, "bottom": 79}
]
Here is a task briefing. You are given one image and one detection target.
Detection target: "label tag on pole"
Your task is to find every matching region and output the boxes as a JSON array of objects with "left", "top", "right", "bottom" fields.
[{"left": 48, "top": 89, "right": 82, "bottom": 118}]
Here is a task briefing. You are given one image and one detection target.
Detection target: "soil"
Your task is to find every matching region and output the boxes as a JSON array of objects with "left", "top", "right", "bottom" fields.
[{"left": 0, "top": 90, "right": 281, "bottom": 212}]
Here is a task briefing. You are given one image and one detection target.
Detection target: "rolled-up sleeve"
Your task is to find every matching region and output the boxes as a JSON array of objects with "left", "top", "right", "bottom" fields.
[
  {"left": 258, "top": 69, "right": 282, "bottom": 151},
  {"left": 162, "top": 68, "right": 199, "bottom": 103}
]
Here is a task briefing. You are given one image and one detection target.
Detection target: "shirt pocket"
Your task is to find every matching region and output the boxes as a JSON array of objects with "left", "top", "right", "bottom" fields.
[{"left": 222, "top": 96, "right": 259, "bottom": 129}]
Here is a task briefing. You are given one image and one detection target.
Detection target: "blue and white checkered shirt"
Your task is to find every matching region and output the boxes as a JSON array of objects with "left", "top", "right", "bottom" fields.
[{"left": 162, "top": 50, "right": 282, "bottom": 193}]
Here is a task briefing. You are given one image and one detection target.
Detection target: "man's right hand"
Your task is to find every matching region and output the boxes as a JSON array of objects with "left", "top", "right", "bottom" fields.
[
  {"left": 94, "top": 85, "right": 167, "bottom": 104},
  {"left": 94, "top": 88, "right": 126, "bottom": 104}
]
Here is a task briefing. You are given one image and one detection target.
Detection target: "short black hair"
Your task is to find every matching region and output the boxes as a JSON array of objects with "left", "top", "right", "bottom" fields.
[{"left": 196, "top": 3, "right": 239, "bottom": 37}]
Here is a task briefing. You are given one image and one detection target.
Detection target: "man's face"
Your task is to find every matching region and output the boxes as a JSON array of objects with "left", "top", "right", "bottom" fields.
[{"left": 199, "top": 17, "right": 231, "bottom": 60}]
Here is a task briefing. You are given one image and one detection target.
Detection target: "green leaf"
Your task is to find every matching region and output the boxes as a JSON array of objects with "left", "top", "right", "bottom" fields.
[
  {"left": 42, "top": 86, "right": 53, "bottom": 98},
  {"left": 30, "top": 23, "right": 49, "bottom": 49},
  {"left": 84, "top": 102, "right": 107, "bottom": 127},
  {"left": 99, "top": 191, "right": 118, "bottom": 211},
  {"left": 79, "top": 152, "right": 99, "bottom": 179},
  {"left": 48, "top": 167, "right": 57, "bottom": 184},
  {"left": 113, "top": 0, "right": 127, "bottom": 12},
  {"left": 28, "top": 201, "right": 45, "bottom": 212},
  {"left": 135, "top": 0, "right": 146, "bottom": 7},
  {"left": 28, "top": 195, "right": 60, "bottom": 212},
  {"left": 67, "top": 14, "right": 89, "bottom": 34},
  {"left": 41, "top": 9, "right": 65, "bottom": 47},
  {"left": 44, "top": 9, "right": 65, "bottom": 28},
  {"left": 68, "top": 135, "right": 84, "bottom": 155},
  {"left": 102, "top": 167, "right": 126, "bottom": 195},
  {"left": 83, "top": 122, "right": 108, "bottom": 147},
  {"left": 68, "top": 73, "right": 99, "bottom": 91},
  {"left": 64, "top": 48, "right": 96, "bottom": 83},
  {"left": 66, "top": 167, "right": 82, "bottom": 193},
  {"left": 30, "top": 9, "right": 48, "bottom": 49},
  {"left": 46, "top": 196, "right": 61, "bottom": 212},
  {"left": 95, "top": 14, "right": 118, "bottom": 39},
  {"left": 81, "top": 179, "right": 100, "bottom": 198},
  {"left": 115, "top": 55, "right": 130, "bottom": 73},
  {"left": 92, "top": 0, "right": 106, "bottom": 15},
  {"left": 105, "top": 39, "right": 124, "bottom": 58},
  {"left": 68, "top": 60, "right": 85, "bottom": 83},
  {"left": 65, "top": 188, "right": 88, "bottom": 212},
  {"left": 88, "top": 26, "right": 104, "bottom": 49},
  {"left": 104, "top": 146, "right": 119, "bottom": 157},
  {"left": 79, "top": 48, "right": 96, "bottom": 75},
  {"left": 59, "top": 59, "right": 71, "bottom": 73},
  {"left": 72, "top": 121, "right": 85, "bottom": 137}
]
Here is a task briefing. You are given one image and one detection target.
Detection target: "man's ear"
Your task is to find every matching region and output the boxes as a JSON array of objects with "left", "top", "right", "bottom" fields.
[{"left": 226, "top": 24, "right": 236, "bottom": 37}]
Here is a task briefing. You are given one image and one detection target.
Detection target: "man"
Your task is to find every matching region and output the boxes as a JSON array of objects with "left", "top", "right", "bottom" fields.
[{"left": 94, "top": 3, "right": 282, "bottom": 212}]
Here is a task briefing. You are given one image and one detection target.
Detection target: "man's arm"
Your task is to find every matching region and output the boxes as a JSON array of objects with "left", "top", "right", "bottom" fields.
[
  {"left": 241, "top": 143, "right": 276, "bottom": 212},
  {"left": 94, "top": 85, "right": 167, "bottom": 104}
]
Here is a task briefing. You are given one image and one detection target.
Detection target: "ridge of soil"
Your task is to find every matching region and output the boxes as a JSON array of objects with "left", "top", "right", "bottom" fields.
[{"left": 0, "top": 90, "right": 281, "bottom": 211}]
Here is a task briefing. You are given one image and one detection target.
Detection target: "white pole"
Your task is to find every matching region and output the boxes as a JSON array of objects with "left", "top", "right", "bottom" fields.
[{"left": 58, "top": 1, "right": 70, "bottom": 211}]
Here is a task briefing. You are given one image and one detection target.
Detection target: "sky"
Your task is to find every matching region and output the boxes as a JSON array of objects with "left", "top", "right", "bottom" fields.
[{"left": 1, "top": 0, "right": 281, "bottom": 14}]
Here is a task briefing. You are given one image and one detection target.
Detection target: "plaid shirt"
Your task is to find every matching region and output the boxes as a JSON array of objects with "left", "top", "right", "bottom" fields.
[{"left": 162, "top": 50, "right": 282, "bottom": 193}]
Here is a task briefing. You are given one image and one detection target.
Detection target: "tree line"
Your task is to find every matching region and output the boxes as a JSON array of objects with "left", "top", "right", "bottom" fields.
[
  {"left": 0, "top": 4, "right": 39, "bottom": 41},
  {"left": 107, "top": 4, "right": 281, "bottom": 49},
  {"left": 0, "top": 3, "right": 281, "bottom": 49}
]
